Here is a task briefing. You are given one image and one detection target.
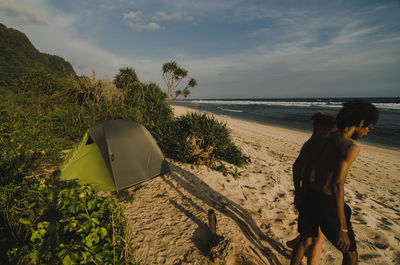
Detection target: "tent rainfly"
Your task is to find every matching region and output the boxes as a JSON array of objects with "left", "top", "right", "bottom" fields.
[{"left": 60, "top": 120, "right": 169, "bottom": 191}]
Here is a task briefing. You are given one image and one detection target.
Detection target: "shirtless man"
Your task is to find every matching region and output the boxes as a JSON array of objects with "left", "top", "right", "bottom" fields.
[
  {"left": 288, "top": 112, "right": 336, "bottom": 265},
  {"left": 290, "top": 101, "right": 379, "bottom": 265}
]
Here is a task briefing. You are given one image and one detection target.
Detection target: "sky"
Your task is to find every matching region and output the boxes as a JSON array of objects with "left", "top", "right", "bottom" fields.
[{"left": 1, "top": 0, "right": 400, "bottom": 99}]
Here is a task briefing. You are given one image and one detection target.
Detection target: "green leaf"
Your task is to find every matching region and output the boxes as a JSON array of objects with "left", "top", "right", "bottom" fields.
[
  {"left": 91, "top": 218, "right": 99, "bottom": 225},
  {"left": 70, "top": 252, "right": 78, "bottom": 262},
  {"left": 58, "top": 248, "right": 68, "bottom": 258},
  {"left": 85, "top": 234, "right": 93, "bottom": 248},
  {"left": 30, "top": 231, "right": 41, "bottom": 241},
  {"left": 48, "top": 191, "right": 54, "bottom": 200},
  {"left": 81, "top": 251, "right": 88, "bottom": 262},
  {"left": 77, "top": 213, "right": 88, "bottom": 220},
  {"left": 99, "top": 227, "right": 107, "bottom": 238},
  {"left": 19, "top": 218, "right": 31, "bottom": 225},
  {"left": 62, "top": 254, "right": 73, "bottom": 265},
  {"left": 87, "top": 200, "right": 95, "bottom": 210},
  {"left": 30, "top": 249, "right": 39, "bottom": 264}
]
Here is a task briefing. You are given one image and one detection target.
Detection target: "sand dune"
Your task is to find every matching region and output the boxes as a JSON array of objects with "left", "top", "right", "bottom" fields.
[{"left": 121, "top": 105, "right": 400, "bottom": 265}]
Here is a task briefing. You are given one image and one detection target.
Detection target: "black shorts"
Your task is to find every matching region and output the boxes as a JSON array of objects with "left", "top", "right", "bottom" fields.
[{"left": 298, "top": 189, "right": 357, "bottom": 252}]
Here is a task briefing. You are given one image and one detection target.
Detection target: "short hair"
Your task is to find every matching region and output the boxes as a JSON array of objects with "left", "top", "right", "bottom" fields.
[
  {"left": 336, "top": 100, "right": 379, "bottom": 129},
  {"left": 311, "top": 111, "right": 336, "bottom": 129}
]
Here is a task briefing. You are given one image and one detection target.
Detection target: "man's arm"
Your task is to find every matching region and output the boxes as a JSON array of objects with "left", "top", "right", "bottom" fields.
[
  {"left": 292, "top": 156, "right": 303, "bottom": 193},
  {"left": 331, "top": 143, "right": 360, "bottom": 252},
  {"left": 292, "top": 141, "right": 309, "bottom": 209}
]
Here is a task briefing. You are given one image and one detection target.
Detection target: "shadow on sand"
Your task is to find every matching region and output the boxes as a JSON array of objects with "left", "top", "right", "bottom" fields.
[{"left": 161, "top": 164, "right": 291, "bottom": 265}]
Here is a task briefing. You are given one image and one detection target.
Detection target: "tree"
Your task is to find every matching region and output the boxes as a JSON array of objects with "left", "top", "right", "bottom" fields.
[
  {"left": 113, "top": 67, "right": 139, "bottom": 91},
  {"left": 162, "top": 61, "right": 197, "bottom": 102}
]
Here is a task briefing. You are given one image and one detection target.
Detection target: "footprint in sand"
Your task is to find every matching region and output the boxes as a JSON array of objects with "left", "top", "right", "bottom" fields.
[
  {"left": 354, "top": 191, "right": 365, "bottom": 200},
  {"left": 319, "top": 254, "right": 335, "bottom": 264},
  {"left": 369, "top": 233, "right": 390, "bottom": 250},
  {"left": 377, "top": 217, "right": 393, "bottom": 231},
  {"left": 379, "top": 217, "right": 394, "bottom": 226},
  {"left": 352, "top": 214, "right": 367, "bottom": 225},
  {"left": 393, "top": 252, "right": 400, "bottom": 264},
  {"left": 278, "top": 193, "right": 286, "bottom": 198},
  {"left": 359, "top": 253, "right": 382, "bottom": 261}
]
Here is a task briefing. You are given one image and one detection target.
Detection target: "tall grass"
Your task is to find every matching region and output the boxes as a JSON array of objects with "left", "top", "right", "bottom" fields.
[{"left": 67, "top": 70, "right": 124, "bottom": 106}]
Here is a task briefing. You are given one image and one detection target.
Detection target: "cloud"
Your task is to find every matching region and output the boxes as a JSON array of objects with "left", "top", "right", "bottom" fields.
[
  {"left": 152, "top": 11, "right": 181, "bottom": 21},
  {"left": 146, "top": 22, "right": 163, "bottom": 30},
  {"left": 123, "top": 11, "right": 142, "bottom": 21},
  {"left": 123, "top": 20, "right": 164, "bottom": 31},
  {"left": 332, "top": 25, "right": 380, "bottom": 44},
  {"left": 152, "top": 11, "right": 195, "bottom": 22},
  {"left": 1, "top": 1, "right": 134, "bottom": 77},
  {"left": 1, "top": 0, "right": 398, "bottom": 98},
  {"left": 123, "top": 10, "right": 165, "bottom": 30},
  {"left": 0, "top": 1, "right": 46, "bottom": 25},
  {"left": 375, "top": 36, "right": 400, "bottom": 43}
]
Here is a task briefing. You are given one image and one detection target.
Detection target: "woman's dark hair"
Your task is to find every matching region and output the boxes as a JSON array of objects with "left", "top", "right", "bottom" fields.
[
  {"left": 311, "top": 111, "right": 336, "bottom": 129},
  {"left": 336, "top": 100, "right": 379, "bottom": 129}
]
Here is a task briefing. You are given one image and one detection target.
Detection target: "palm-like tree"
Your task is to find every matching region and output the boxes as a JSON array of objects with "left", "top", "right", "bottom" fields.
[{"left": 162, "top": 61, "right": 197, "bottom": 102}]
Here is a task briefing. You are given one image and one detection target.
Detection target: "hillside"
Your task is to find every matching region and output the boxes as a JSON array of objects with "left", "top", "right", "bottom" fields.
[{"left": 0, "top": 23, "right": 76, "bottom": 87}]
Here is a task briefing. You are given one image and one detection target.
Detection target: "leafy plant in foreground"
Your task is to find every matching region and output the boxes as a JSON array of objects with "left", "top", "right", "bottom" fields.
[
  {"left": 0, "top": 122, "right": 47, "bottom": 185},
  {"left": 228, "top": 167, "right": 244, "bottom": 180},
  {"left": 0, "top": 177, "right": 135, "bottom": 265}
]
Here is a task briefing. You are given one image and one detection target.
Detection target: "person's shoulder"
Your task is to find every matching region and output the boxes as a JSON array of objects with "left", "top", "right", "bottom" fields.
[
  {"left": 343, "top": 141, "right": 360, "bottom": 161},
  {"left": 343, "top": 139, "right": 359, "bottom": 150},
  {"left": 348, "top": 141, "right": 360, "bottom": 154},
  {"left": 300, "top": 138, "right": 311, "bottom": 152}
]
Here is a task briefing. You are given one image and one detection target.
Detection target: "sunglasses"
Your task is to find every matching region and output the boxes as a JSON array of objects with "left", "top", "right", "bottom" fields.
[{"left": 364, "top": 124, "right": 374, "bottom": 131}]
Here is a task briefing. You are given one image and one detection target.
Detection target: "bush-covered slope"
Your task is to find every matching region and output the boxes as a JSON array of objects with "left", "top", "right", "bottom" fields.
[
  {"left": 0, "top": 24, "right": 247, "bottom": 264},
  {"left": 0, "top": 23, "right": 76, "bottom": 87}
]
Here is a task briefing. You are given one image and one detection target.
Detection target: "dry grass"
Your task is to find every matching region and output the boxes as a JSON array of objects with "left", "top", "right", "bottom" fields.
[
  {"left": 185, "top": 133, "right": 215, "bottom": 165},
  {"left": 68, "top": 70, "right": 124, "bottom": 106}
]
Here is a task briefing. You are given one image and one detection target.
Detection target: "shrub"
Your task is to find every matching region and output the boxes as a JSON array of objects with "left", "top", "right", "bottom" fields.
[
  {"left": 66, "top": 70, "right": 124, "bottom": 106},
  {"left": 28, "top": 102, "right": 141, "bottom": 143},
  {"left": 33, "top": 105, "right": 93, "bottom": 141},
  {"left": 0, "top": 177, "right": 135, "bottom": 264},
  {"left": 114, "top": 67, "right": 139, "bottom": 92},
  {"left": 0, "top": 122, "right": 48, "bottom": 185},
  {"left": 14, "top": 70, "right": 68, "bottom": 95},
  {"left": 124, "top": 82, "right": 173, "bottom": 128},
  {"left": 152, "top": 112, "right": 247, "bottom": 166},
  {"left": 149, "top": 120, "right": 186, "bottom": 162}
]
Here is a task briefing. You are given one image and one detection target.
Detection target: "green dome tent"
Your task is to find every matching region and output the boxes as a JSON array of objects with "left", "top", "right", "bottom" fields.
[{"left": 60, "top": 120, "right": 170, "bottom": 191}]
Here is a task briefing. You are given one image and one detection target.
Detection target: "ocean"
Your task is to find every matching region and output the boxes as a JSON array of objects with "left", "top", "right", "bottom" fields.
[{"left": 176, "top": 97, "right": 400, "bottom": 151}]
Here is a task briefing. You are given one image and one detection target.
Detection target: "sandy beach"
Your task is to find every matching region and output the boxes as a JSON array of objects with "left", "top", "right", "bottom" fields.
[{"left": 121, "top": 105, "right": 400, "bottom": 265}]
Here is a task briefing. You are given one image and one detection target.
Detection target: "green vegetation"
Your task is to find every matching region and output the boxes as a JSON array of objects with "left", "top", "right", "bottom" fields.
[
  {"left": 1, "top": 178, "right": 133, "bottom": 264},
  {"left": 0, "top": 23, "right": 247, "bottom": 264},
  {"left": 0, "top": 23, "right": 76, "bottom": 89},
  {"left": 211, "top": 163, "right": 245, "bottom": 179},
  {"left": 114, "top": 67, "right": 139, "bottom": 91},
  {"left": 151, "top": 112, "right": 248, "bottom": 166},
  {"left": 162, "top": 61, "right": 197, "bottom": 102}
]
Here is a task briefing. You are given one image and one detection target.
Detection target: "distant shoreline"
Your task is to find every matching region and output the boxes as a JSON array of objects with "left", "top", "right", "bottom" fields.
[
  {"left": 172, "top": 104, "right": 400, "bottom": 154},
  {"left": 175, "top": 98, "right": 400, "bottom": 152}
]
